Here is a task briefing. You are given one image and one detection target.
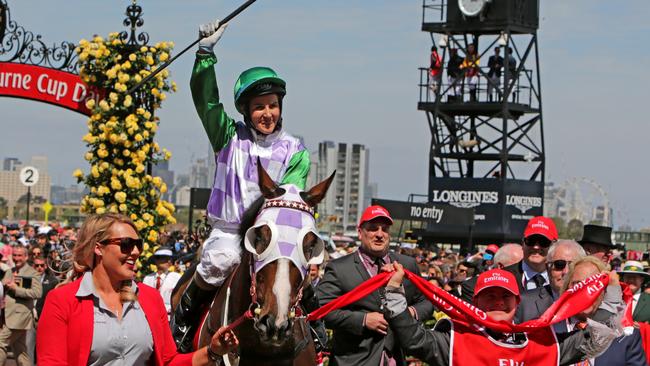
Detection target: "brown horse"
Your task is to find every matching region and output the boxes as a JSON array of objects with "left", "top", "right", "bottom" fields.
[{"left": 173, "top": 164, "right": 334, "bottom": 366}]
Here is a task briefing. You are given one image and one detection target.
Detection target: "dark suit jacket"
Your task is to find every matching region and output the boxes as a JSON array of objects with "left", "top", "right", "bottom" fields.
[
  {"left": 515, "top": 284, "right": 555, "bottom": 324},
  {"left": 317, "top": 251, "right": 433, "bottom": 366},
  {"left": 633, "top": 292, "right": 650, "bottom": 323},
  {"left": 35, "top": 272, "right": 59, "bottom": 319},
  {"left": 460, "top": 261, "right": 525, "bottom": 303},
  {"left": 594, "top": 328, "right": 647, "bottom": 366}
]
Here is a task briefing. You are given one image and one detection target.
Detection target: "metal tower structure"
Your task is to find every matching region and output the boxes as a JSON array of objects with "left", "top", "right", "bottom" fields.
[{"left": 417, "top": 0, "right": 545, "bottom": 244}]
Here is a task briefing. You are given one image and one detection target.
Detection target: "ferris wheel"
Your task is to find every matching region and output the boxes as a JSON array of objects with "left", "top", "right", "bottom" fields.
[{"left": 553, "top": 177, "right": 611, "bottom": 226}]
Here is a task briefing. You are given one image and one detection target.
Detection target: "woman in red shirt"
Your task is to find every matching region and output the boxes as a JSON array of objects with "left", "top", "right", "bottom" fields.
[{"left": 37, "top": 213, "right": 237, "bottom": 366}]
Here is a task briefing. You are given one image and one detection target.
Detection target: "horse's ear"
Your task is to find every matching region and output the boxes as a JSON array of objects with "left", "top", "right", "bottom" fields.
[
  {"left": 300, "top": 171, "right": 336, "bottom": 207},
  {"left": 257, "top": 157, "right": 283, "bottom": 199}
]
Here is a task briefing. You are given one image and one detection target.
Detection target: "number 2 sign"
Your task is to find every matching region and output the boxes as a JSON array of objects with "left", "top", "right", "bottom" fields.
[{"left": 19, "top": 166, "right": 39, "bottom": 187}]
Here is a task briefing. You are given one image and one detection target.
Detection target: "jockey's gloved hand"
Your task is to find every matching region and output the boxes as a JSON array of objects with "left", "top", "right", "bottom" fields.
[{"left": 199, "top": 19, "right": 228, "bottom": 53}]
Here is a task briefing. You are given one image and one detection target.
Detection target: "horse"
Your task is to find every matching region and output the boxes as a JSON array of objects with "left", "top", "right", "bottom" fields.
[{"left": 172, "top": 163, "right": 334, "bottom": 366}]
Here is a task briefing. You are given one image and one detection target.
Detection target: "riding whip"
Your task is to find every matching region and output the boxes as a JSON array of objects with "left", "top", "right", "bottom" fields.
[{"left": 126, "top": 0, "right": 259, "bottom": 95}]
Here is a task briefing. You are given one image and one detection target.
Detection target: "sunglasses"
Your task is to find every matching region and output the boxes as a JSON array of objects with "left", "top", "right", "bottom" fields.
[
  {"left": 548, "top": 259, "right": 571, "bottom": 271},
  {"left": 33, "top": 263, "right": 46, "bottom": 268},
  {"left": 524, "top": 237, "right": 552, "bottom": 248},
  {"left": 100, "top": 237, "right": 143, "bottom": 253}
]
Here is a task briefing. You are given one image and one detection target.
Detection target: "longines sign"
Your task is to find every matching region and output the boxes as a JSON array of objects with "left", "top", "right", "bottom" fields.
[
  {"left": 428, "top": 177, "right": 544, "bottom": 240},
  {"left": 371, "top": 198, "right": 474, "bottom": 226},
  {"left": 0, "top": 62, "right": 102, "bottom": 115}
]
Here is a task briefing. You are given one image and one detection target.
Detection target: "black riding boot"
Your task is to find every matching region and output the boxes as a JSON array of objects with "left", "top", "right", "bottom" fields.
[{"left": 170, "top": 277, "right": 217, "bottom": 353}]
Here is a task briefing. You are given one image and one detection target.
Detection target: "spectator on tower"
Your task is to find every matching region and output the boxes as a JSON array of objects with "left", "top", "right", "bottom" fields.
[
  {"left": 460, "top": 43, "right": 480, "bottom": 101},
  {"left": 505, "top": 47, "right": 517, "bottom": 102},
  {"left": 429, "top": 45, "right": 443, "bottom": 93},
  {"left": 447, "top": 48, "right": 464, "bottom": 102},
  {"left": 486, "top": 47, "right": 503, "bottom": 102}
]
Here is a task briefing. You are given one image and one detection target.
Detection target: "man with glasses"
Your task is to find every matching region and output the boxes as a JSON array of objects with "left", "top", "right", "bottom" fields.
[
  {"left": 28, "top": 256, "right": 58, "bottom": 363},
  {"left": 459, "top": 216, "right": 557, "bottom": 302},
  {"left": 515, "top": 240, "right": 586, "bottom": 330},
  {"left": 317, "top": 205, "right": 433, "bottom": 366},
  {"left": 520, "top": 216, "right": 558, "bottom": 291}
]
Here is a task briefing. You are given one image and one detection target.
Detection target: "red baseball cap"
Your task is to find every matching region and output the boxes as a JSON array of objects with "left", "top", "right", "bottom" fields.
[
  {"left": 473, "top": 269, "right": 520, "bottom": 301},
  {"left": 358, "top": 205, "right": 393, "bottom": 227},
  {"left": 485, "top": 244, "right": 499, "bottom": 254},
  {"left": 523, "top": 216, "right": 558, "bottom": 241}
]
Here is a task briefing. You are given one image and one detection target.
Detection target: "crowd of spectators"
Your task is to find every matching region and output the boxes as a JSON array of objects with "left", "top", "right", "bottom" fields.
[{"left": 2, "top": 212, "right": 648, "bottom": 365}]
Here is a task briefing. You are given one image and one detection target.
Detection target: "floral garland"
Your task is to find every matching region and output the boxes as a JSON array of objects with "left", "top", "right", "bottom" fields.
[{"left": 73, "top": 33, "right": 177, "bottom": 273}]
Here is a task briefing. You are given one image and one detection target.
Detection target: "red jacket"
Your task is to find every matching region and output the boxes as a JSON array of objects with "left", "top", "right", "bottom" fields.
[{"left": 37, "top": 276, "right": 194, "bottom": 366}]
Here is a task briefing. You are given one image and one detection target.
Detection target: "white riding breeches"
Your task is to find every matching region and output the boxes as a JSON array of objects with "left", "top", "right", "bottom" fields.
[{"left": 196, "top": 226, "right": 242, "bottom": 287}]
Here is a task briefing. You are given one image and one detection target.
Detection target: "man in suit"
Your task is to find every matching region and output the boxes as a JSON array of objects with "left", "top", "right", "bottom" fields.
[
  {"left": 618, "top": 260, "right": 650, "bottom": 323},
  {"left": 515, "top": 239, "right": 586, "bottom": 331},
  {"left": 0, "top": 245, "right": 42, "bottom": 365},
  {"left": 317, "top": 205, "right": 433, "bottom": 366},
  {"left": 460, "top": 216, "right": 558, "bottom": 302}
]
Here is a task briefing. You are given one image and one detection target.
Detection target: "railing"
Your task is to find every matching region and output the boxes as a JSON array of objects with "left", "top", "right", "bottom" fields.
[
  {"left": 422, "top": 0, "right": 446, "bottom": 24},
  {"left": 418, "top": 66, "right": 535, "bottom": 106}
]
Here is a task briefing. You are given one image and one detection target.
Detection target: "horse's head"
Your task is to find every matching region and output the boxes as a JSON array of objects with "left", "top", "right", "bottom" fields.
[{"left": 242, "top": 161, "right": 334, "bottom": 344}]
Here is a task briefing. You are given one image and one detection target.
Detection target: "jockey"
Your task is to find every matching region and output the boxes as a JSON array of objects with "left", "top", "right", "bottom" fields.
[
  {"left": 170, "top": 19, "right": 310, "bottom": 351},
  {"left": 384, "top": 263, "right": 620, "bottom": 366}
]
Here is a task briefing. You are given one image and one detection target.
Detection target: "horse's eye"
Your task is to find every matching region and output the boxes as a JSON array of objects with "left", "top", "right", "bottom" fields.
[
  {"left": 254, "top": 225, "right": 272, "bottom": 254},
  {"left": 302, "top": 232, "right": 316, "bottom": 259}
]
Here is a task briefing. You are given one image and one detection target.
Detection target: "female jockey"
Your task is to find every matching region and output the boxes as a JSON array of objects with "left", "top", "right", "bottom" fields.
[{"left": 171, "top": 19, "right": 310, "bottom": 352}]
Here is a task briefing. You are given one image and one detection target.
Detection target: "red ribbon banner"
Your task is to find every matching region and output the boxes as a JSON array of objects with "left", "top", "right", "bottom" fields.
[{"left": 307, "top": 270, "right": 611, "bottom": 334}]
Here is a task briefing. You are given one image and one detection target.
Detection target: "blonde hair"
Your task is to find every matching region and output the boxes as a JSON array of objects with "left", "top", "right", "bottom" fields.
[
  {"left": 561, "top": 255, "right": 607, "bottom": 293},
  {"left": 73, "top": 213, "right": 139, "bottom": 303}
]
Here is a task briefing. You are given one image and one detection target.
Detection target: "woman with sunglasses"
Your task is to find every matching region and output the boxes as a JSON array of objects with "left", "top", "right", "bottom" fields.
[{"left": 37, "top": 213, "right": 238, "bottom": 365}]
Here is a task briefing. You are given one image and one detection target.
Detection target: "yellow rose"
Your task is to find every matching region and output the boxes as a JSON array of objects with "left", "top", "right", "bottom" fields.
[
  {"left": 119, "top": 203, "right": 128, "bottom": 212},
  {"left": 99, "top": 100, "right": 110, "bottom": 111},
  {"left": 91, "top": 165, "right": 100, "bottom": 178},
  {"left": 73, "top": 169, "right": 84, "bottom": 178},
  {"left": 129, "top": 53, "right": 137, "bottom": 61},
  {"left": 85, "top": 99, "right": 96, "bottom": 109},
  {"left": 115, "top": 191, "right": 127, "bottom": 203},
  {"left": 84, "top": 152, "right": 93, "bottom": 161},
  {"left": 124, "top": 95, "right": 132, "bottom": 108},
  {"left": 159, "top": 52, "right": 169, "bottom": 62},
  {"left": 135, "top": 164, "right": 145, "bottom": 174},
  {"left": 111, "top": 178, "right": 122, "bottom": 190},
  {"left": 109, "top": 92, "right": 118, "bottom": 103},
  {"left": 96, "top": 207, "right": 106, "bottom": 214}
]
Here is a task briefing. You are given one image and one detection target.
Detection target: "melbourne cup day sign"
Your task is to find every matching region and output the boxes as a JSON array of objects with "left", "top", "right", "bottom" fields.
[{"left": 0, "top": 62, "right": 101, "bottom": 115}]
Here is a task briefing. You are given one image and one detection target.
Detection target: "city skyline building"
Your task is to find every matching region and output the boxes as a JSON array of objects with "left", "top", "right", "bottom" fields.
[
  {"left": 316, "top": 141, "right": 371, "bottom": 235},
  {"left": 0, "top": 155, "right": 51, "bottom": 219}
]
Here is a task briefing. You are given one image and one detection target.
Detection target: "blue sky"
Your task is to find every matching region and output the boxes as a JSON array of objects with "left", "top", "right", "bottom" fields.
[{"left": 1, "top": 0, "right": 649, "bottom": 229}]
